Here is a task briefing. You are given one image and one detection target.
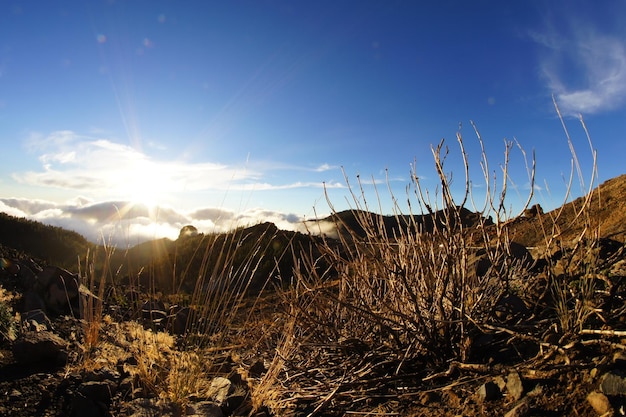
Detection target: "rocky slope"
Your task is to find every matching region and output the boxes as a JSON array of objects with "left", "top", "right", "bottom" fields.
[{"left": 0, "top": 174, "right": 625, "bottom": 416}]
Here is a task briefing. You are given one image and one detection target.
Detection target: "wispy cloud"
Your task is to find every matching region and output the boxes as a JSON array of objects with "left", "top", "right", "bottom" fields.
[
  {"left": 532, "top": 23, "right": 626, "bottom": 115},
  {"left": 315, "top": 163, "right": 338, "bottom": 172}
]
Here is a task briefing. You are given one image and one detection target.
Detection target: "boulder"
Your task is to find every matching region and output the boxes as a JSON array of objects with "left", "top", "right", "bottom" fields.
[
  {"left": 22, "top": 291, "right": 46, "bottom": 313},
  {"left": 77, "top": 380, "right": 117, "bottom": 404},
  {"left": 12, "top": 330, "right": 68, "bottom": 365},
  {"left": 494, "top": 293, "right": 529, "bottom": 322},
  {"left": 14, "top": 259, "right": 40, "bottom": 289}
]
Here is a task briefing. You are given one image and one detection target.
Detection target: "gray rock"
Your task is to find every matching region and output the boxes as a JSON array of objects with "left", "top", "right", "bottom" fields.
[
  {"left": 35, "top": 266, "right": 81, "bottom": 316},
  {"left": 209, "top": 377, "right": 233, "bottom": 406},
  {"left": 22, "top": 291, "right": 46, "bottom": 313},
  {"left": 600, "top": 371, "right": 626, "bottom": 396},
  {"left": 494, "top": 294, "right": 529, "bottom": 322},
  {"left": 72, "top": 380, "right": 117, "bottom": 417},
  {"left": 12, "top": 330, "right": 68, "bottom": 365},
  {"left": 71, "top": 392, "right": 107, "bottom": 417},
  {"left": 125, "top": 398, "right": 176, "bottom": 417},
  {"left": 14, "top": 260, "right": 38, "bottom": 288}
]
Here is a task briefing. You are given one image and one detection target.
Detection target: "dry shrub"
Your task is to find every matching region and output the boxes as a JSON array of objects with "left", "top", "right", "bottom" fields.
[
  {"left": 287, "top": 128, "right": 534, "bottom": 365},
  {"left": 257, "top": 101, "right": 603, "bottom": 414},
  {"left": 539, "top": 100, "right": 600, "bottom": 335}
]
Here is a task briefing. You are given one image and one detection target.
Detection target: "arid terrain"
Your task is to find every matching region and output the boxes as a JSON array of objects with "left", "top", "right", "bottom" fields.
[{"left": 1, "top": 174, "right": 626, "bottom": 417}]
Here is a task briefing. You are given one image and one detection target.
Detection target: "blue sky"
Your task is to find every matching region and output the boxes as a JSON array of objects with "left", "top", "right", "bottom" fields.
[{"left": 1, "top": 0, "right": 624, "bottom": 244}]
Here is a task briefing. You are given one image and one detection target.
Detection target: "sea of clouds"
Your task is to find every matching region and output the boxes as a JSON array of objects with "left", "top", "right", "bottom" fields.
[{"left": 0, "top": 197, "right": 336, "bottom": 247}]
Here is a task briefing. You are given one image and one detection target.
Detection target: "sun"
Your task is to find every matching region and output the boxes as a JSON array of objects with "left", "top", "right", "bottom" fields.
[{"left": 118, "top": 157, "right": 170, "bottom": 209}]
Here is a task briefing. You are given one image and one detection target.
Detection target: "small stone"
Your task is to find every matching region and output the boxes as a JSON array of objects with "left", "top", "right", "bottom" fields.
[
  {"left": 208, "top": 377, "right": 232, "bottom": 406},
  {"left": 507, "top": 371, "right": 524, "bottom": 401},
  {"left": 600, "top": 372, "right": 626, "bottom": 396},
  {"left": 478, "top": 381, "right": 501, "bottom": 402},
  {"left": 587, "top": 391, "right": 612, "bottom": 415}
]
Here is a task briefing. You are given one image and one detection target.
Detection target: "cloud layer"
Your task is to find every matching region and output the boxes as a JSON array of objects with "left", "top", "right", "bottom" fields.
[{"left": 0, "top": 196, "right": 310, "bottom": 246}]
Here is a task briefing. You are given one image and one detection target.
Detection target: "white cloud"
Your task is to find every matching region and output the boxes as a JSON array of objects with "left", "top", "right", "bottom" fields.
[
  {"left": 15, "top": 131, "right": 260, "bottom": 201},
  {"left": 533, "top": 26, "right": 626, "bottom": 115},
  {"left": 14, "top": 131, "right": 341, "bottom": 205},
  {"left": 315, "top": 163, "right": 338, "bottom": 172},
  {"left": 0, "top": 200, "right": 27, "bottom": 218}
]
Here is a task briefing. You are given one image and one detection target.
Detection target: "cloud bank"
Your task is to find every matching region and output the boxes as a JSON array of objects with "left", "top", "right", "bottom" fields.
[{"left": 0, "top": 197, "right": 311, "bottom": 246}]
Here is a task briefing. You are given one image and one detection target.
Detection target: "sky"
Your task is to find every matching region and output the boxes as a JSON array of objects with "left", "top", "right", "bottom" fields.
[{"left": 1, "top": 0, "right": 625, "bottom": 245}]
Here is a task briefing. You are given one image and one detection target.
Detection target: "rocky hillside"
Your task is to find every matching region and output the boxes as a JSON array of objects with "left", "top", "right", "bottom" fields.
[
  {"left": 507, "top": 174, "right": 626, "bottom": 247},
  {"left": 0, "top": 173, "right": 625, "bottom": 416},
  {"left": 0, "top": 213, "right": 93, "bottom": 270}
]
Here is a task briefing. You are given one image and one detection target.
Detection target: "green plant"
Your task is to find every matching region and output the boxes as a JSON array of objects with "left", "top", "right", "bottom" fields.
[{"left": 0, "top": 299, "right": 17, "bottom": 342}]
